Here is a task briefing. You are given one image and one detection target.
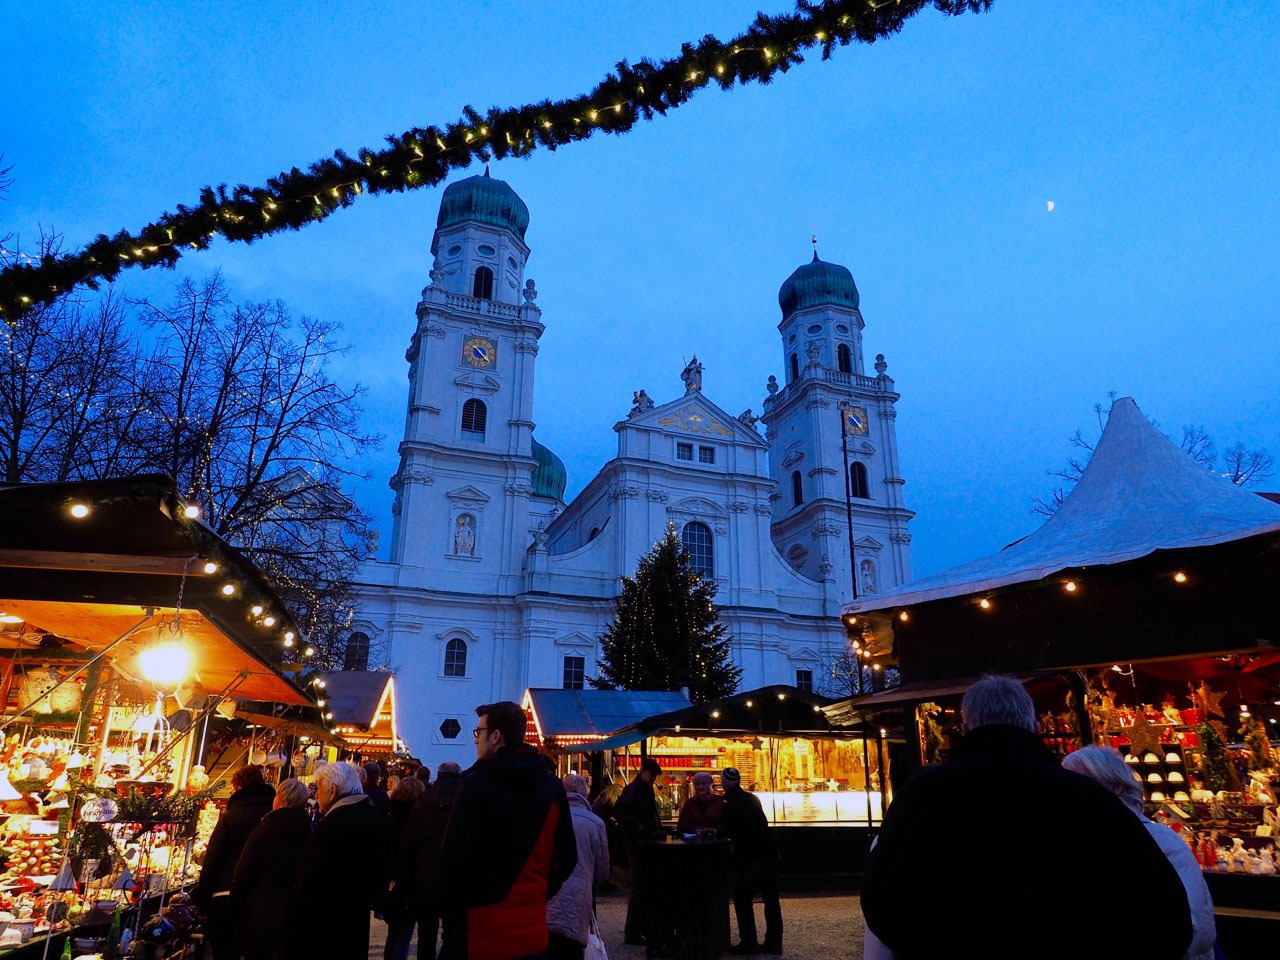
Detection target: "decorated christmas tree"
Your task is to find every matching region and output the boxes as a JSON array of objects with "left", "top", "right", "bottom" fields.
[
  {"left": 594, "top": 523, "right": 741, "bottom": 703},
  {"left": 1198, "top": 722, "right": 1232, "bottom": 793}
]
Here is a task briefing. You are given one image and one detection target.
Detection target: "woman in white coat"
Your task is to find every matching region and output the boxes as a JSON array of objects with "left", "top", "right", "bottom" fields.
[
  {"left": 1063, "top": 746, "right": 1216, "bottom": 960},
  {"left": 548, "top": 774, "right": 610, "bottom": 960}
]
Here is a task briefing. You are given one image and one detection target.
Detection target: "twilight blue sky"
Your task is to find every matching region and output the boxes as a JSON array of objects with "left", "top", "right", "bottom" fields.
[{"left": 3, "top": 1, "right": 1278, "bottom": 578}]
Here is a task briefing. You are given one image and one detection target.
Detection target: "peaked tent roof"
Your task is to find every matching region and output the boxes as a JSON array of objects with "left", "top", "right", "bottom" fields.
[
  {"left": 849, "top": 397, "right": 1280, "bottom": 612},
  {"left": 320, "top": 670, "right": 395, "bottom": 728}
]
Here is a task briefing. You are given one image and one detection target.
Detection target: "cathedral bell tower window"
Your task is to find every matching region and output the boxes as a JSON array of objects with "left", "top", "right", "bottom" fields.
[
  {"left": 848, "top": 461, "right": 870, "bottom": 500},
  {"left": 791, "top": 470, "right": 804, "bottom": 507},
  {"left": 837, "top": 343, "right": 853, "bottom": 374},
  {"left": 789, "top": 353, "right": 800, "bottom": 382},
  {"left": 461, "top": 398, "right": 487, "bottom": 439},
  {"left": 472, "top": 266, "right": 495, "bottom": 299}
]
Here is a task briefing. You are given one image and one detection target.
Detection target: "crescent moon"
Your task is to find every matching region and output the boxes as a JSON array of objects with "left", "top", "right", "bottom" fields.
[{"left": 1046, "top": 200, "right": 1055, "bottom": 212}]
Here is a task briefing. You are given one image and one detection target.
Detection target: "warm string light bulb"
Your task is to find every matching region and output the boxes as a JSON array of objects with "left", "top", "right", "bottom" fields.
[
  {"left": 221, "top": 583, "right": 236, "bottom": 596},
  {"left": 1064, "top": 581, "right": 1077, "bottom": 593},
  {"left": 183, "top": 504, "right": 200, "bottom": 519},
  {"left": 69, "top": 503, "right": 90, "bottom": 519},
  {"left": 979, "top": 598, "right": 992, "bottom": 610},
  {"left": 203, "top": 561, "right": 218, "bottom": 574},
  {"left": 1174, "top": 572, "right": 1188, "bottom": 583}
]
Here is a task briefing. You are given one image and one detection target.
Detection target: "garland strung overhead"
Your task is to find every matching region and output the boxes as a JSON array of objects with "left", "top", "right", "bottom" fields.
[{"left": 0, "top": 0, "right": 993, "bottom": 319}]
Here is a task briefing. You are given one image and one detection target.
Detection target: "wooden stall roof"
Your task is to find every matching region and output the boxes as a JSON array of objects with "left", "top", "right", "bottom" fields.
[{"left": 0, "top": 475, "right": 313, "bottom": 707}]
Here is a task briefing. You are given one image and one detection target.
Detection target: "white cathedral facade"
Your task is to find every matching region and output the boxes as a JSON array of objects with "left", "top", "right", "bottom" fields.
[{"left": 351, "top": 173, "right": 914, "bottom": 763}]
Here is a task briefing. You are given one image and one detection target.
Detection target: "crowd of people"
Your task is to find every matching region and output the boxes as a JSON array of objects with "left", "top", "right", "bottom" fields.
[
  {"left": 190, "top": 699, "right": 786, "bottom": 960},
  {"left": 189, "top": 677, "right": 1218, "bottom": 960}
]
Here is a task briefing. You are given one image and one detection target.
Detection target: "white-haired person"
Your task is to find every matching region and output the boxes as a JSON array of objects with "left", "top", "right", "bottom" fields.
[
  {"left": 1063, "top": 746, "right": 1216, "bottom": 960},
  {"left": 862, "top": 674, "right": 1193, "bottom": 960},
  {"left": 281, "top": 761, "right": 384, "bottom": 959},
  {"left": 547, "top": 774, "right": 610, "bottom": 960},
  {"left": 230, "top": 778, "right": 313, "bottom": 960}
]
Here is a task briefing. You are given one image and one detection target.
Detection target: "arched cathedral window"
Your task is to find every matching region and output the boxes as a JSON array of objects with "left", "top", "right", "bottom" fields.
[
  {"left": 789, "top": 353, "right": 800, "bottom": 382},
  {"left": 444, "top": 637, "right": 468, "bottom": 677},
  {"left": 849, "top": 461, "right": 870, "bottom": 500},
  {"left": 344, "top": 631, "right": 370, "bottom": 671},
  {"left": 837, "top": 343, "right": 853, "bottom": 374},
  {"left": 681, "top": 521, "right": 714, "bottom": 579},
  {"left": 461, "top": 398, "right": 487, "bottom": 439},
  {"left": 791, "top": 470, "right": 804, "bottom": 507},
  {"left": 472, "top": 266, "right": 495, "bottom": 299}
]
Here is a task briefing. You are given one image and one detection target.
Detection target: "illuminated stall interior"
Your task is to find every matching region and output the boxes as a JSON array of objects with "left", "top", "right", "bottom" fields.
[{"left": 566, "top": 685, "right": 892, "bottom": 826}]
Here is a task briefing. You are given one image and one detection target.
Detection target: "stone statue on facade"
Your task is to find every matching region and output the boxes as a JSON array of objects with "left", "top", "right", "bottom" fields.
[
  {"left": 805, "top": 341, "right": 821, "bottom": 365},
  {"left": 738, "top": 408, "right": 760, "bottom": 429},
  {"left": 875, "top": 353, "right": 888, "bottom": 376},
  {"left": 629, "top": 389, "right": 655, "bottom": 417},
  {"left": 680, "top": 356, "right": 704, "bottom": 394},
  {"left": 766, "top": 375, "right": 778, "bottom": 396},
  {"left": 453, "top": 514, "right": 476, "bottom": 556},
  {"left": 429, "top": 258, "right": 445, "bottom": 285},
  {"left": 860, "top": 558, "right": 878, "bottom": 595},
  {"left": 523, "top": 279, "right": 538, "bottom": 303}
]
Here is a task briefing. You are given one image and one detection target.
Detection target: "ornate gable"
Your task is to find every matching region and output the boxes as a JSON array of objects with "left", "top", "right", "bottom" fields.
[{"left": 622, "top": 393, "right": 768, "bottom": 448}]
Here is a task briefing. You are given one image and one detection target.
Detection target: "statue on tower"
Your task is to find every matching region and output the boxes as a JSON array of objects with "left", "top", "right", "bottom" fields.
[
  {"left": 523, "top": 279, "right": 538, "bottom": 303},
  {"left": 680, "top": 356, "right": 704, "bottom": 394}
]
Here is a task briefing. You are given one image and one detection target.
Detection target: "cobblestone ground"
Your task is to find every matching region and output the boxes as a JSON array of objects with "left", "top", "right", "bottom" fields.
[{"left": 368, "top": 891, "right": 865, "bottom": 959}]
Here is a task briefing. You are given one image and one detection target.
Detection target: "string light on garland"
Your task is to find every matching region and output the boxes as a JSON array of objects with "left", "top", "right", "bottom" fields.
[
  {"left": 183, "top": 504, "right": 201, "bottom": 519},
  {"left": 203, "top": 561, "right": 218, "bottom": 574},
  {"left": 1064, "top": 580, "right": 1077, "bottom": 593},
  {"left": 220, "top": 583, "right": 236, "bottom": 596},
  {"left": 0, "top": 0, "right": 994, "bottom": 320},
  {"left": 1174, "top": 571, "right": 1188, "bottom": 583},
  {"left": 69, "top": 503, "right": 90, "bottom": 519}
]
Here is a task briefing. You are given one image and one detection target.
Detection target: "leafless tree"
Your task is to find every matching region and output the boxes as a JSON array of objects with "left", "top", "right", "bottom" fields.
[
  {"left": 0, "top": 269, "right": 380, "bottom": 667},
  {"left": 1034, "top": 395, "right": 1272, "bottom": 516}
]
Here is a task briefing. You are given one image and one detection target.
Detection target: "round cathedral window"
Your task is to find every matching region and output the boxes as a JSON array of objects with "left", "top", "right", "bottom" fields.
[
  {"left": 477, "top": 243, "right": 497, "bottom": 256},
  {"left": 446, "top": 244, "right": 463, "bottom": 257}
]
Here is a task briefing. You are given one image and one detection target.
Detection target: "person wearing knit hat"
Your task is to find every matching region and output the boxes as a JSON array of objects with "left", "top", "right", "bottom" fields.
[{"left": 720, "top": 768, "right": 782, "bottom": 954}]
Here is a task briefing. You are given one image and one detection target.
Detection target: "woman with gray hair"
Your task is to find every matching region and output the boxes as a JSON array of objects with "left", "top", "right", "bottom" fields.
[
  {"left": 231, "top": 778, "right": 313, "bottom": 960},
  {"left": 547, "top": 773, "right": 610, "bottom": 960},
  {"left": 281, "top": 762, "right": 385, "bottom": 959},
  {"left": 1063, "top": 746, "right": 1216, "bottom": 960}
]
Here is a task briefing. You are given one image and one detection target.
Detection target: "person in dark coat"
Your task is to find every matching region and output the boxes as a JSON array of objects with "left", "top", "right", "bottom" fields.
[
  {"left": 281, "top": 761, "right": 384, "bottom": 959},
  {"left": 613, "top": 757, "right": 663, "bottom": 945},
  {"left": 861, "top": 674, "right": 1193, "bottom": 960},
  {"left": 380, "top": 776, "right": 426, "bottom": 960},
  {"left": 440, "top": 701, "right": 577, "bottom": 960},
  {"left": 676, "top": 772, "right": 726, "bottom": 836},
  {"left": 364, "top": 760, "right": 390, "bottom": 814},
  {"left": 230, "top": 778, "right": 313, "bottom": 960},
  {"left": 195, "top": 764, "right": 275, "bottom": 960},
  {"left": 395, "top": 761, "right": 462, "bottom": 960},
  {"left": 720, "top": 768, "right": 782, "bottom": 954}
]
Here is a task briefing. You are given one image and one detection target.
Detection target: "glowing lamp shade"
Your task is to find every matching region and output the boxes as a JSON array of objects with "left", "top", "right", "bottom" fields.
[{"left": 139, "top": 644, "right": 192, "bottom": 686}]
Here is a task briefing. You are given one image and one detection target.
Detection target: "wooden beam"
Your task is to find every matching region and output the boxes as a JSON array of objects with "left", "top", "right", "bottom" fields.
[{"left": 0, "top": 549, "right": 199, "bottom": 577}]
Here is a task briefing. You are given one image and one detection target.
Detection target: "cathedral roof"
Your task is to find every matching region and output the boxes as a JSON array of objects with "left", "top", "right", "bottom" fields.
[
  {"left": 778, "top": 252, "right": 860, "bottom": 318},
  {"left": 434, "top": 170, "right": 530, "bottom": 242},
  {"left": 531, "top": 436, "right": 567, "bottom": 501}
]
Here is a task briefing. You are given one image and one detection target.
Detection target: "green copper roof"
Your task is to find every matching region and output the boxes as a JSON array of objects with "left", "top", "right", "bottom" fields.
[
  {"left": 531, "top": 436, "right": 567, "bottom": 501},
  {"left": 434, "top": 171, "right": 530, "bottom": 245},
  {"left": 778, "top": 253, "right": 860, "bottom": 318}
]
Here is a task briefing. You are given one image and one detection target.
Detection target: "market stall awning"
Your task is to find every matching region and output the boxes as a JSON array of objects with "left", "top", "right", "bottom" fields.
[
  {"left": 0, "top": 475, "right": 314, "bottom": 706},
  {"left": 559, "top": 728, "right": 651, "bottom": 754},
  {"left": 846, "top": 398, "right": 1280, "bottom": 613},
  {"left": 523, "top": 688, "right": 691, "bottom": 741},
  {"left": 319, "top": 670, "right": 403, "bottom": 757}
]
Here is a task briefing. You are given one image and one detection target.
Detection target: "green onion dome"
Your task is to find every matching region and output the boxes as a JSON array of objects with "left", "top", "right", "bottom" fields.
[
  {"left": 434, "top": 170, "right": 530, "bottom": 246},
  {"left": 778, "top": 252, "right": 860, "bottom": 318},
  {"left": 531, "top": 436, "right": 567, "bottom": 501}
]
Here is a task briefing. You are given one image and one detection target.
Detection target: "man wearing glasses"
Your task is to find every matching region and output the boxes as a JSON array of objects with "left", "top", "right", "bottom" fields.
[{"left": 440, "top": 701, "right": 577, "bottom": 960}]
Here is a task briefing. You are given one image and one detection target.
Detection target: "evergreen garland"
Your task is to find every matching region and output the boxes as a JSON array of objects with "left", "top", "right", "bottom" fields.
[
  {"left": 0, "top": 0, "right": 993, "bottom": 320},
  {"left": 594, "top": 523, "right": 742, "bottom": 703}
]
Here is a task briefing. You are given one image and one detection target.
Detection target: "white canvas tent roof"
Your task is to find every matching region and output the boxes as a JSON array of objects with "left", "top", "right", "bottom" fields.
[{"left": 848, "top": 397, "right": 1280, "bottom": 612}]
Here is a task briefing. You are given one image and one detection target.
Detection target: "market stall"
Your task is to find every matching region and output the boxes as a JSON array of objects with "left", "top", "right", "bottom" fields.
[
  {"left": 0, "top": 475, "right": 321, "bottom": 955},
  {"left": 835, "top": 398, "right": 1280, "bottom": 944},
  {"left": 318, "top": 670, "right": 407, "bottom": 760}
]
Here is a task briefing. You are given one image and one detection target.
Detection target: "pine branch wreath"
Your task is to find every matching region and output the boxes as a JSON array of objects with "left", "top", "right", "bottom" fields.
[{"left": 0, "top": 0, "right": 993, "bottom": 320}]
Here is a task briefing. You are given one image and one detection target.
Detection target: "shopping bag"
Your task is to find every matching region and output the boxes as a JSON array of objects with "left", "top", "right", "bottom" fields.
[{"left": 586, "top": 911, "right": 609, "bottom": 960}]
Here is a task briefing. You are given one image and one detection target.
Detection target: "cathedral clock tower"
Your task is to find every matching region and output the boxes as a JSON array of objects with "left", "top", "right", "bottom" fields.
[
  {"left": 760, "top": 250, "right": 914, "bottom": 599},
  {"left": 389, "top": 171, "right": 558, "bottom": 594}
]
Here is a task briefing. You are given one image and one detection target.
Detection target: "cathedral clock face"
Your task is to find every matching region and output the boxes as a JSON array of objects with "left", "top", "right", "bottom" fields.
[
  {"left": 842, "top": 405, "right": 869, "bottom": 436},
  {"left": 462, "top": 337, "right": 496, "bottom": 369}
]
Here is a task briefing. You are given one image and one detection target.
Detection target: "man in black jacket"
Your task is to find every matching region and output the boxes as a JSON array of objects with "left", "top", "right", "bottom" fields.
[
  {"left": 614, "top": 757, "right": 662, "bottom": 945},
  {"left": 720, "top": 768, "right": 782, "bottom": 954},
  {"left": 861, "top": 674, "right": 1193, "bottom": 960},
  {"left": 195, "top": 764, "right": 275, "bottom": 960},
  {"left": 440, "top": 701, "right": 577, "bottom": 960}
]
